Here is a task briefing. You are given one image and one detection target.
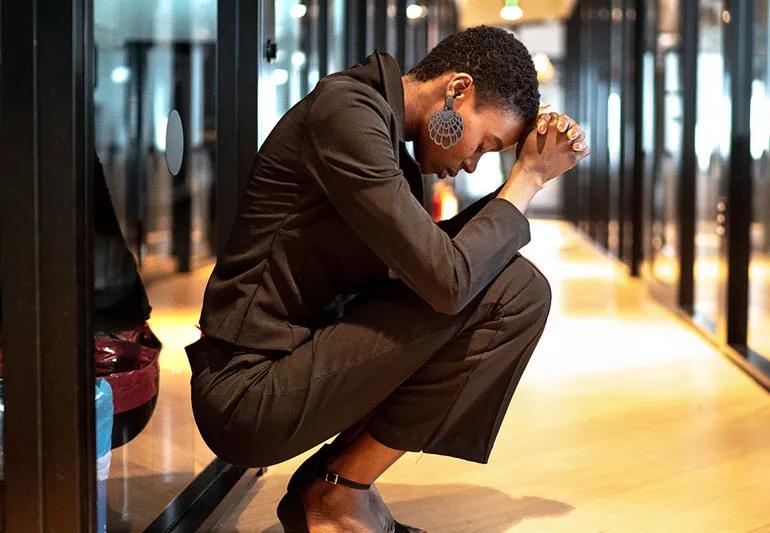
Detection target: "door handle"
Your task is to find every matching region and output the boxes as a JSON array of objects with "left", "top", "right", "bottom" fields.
[{"left": 265, "top": 39, "right": 278, "bottom": 63}]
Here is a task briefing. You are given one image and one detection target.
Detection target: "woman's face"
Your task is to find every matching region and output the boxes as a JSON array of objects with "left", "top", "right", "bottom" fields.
[{"left": 412, "top": 78, "right": 530, "bottom": 179}]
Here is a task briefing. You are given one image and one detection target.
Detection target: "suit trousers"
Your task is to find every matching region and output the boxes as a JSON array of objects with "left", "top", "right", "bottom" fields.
[{"left": 186, "top": 253, "right": 551, "bottom": 467}]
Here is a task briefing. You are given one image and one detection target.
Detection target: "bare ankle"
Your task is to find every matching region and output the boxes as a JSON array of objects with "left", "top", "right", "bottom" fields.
[{"left": 302, "top": 478, "right": 365, "bottom": 518}]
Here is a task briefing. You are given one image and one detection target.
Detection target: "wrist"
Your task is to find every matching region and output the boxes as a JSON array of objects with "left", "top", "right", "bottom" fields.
[
  {"left": 510, "top": 164, "right": 546, "bottom": 190},
  {"left": 498, "top": 168, "right": 542, "bottom": 214}
]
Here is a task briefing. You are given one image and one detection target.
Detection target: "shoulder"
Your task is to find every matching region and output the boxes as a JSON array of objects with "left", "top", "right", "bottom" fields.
[{"left": 309, "top": 76, "right": 392, "bottom": 126}]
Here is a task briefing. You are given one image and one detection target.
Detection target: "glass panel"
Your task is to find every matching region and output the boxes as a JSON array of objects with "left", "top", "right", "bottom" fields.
[
  {"left": 387, "top": 1, "right": 399, "bottom": 55},
  {"left": 327, "top": 0, "right": 346, "bottom": 73},
  {"left": 608, "top": 0, "right": 625, "bottom": 256},
  {"left": 260, "top": 1, "right": 319, "bottom": 146},
  {"left": 304, "top": 1, "right": 321, "bottom": 93},
  {"left": 649, "top": 0, "right": 682, "bottom": 287},
  {"left": 641, "top": 1, "right": 658, "bottom": 264},
  {"left": 749, "top": 0, "right": 770, "bottom": 356},
  {"left": 92, "top": 1, "right": 217, "bottom": 530},
  {"left": 694, "top": 0, "right": 729, "bottom": 330}
]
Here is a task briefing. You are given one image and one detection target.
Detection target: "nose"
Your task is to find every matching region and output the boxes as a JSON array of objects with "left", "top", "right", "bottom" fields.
[{"left": 463, "top": 153, "right": 482, "bottom": 174}]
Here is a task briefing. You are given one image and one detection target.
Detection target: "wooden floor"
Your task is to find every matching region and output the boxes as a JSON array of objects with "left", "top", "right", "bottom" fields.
[{"left": 205, "top": 220, "right": 770, "bottom": 533}]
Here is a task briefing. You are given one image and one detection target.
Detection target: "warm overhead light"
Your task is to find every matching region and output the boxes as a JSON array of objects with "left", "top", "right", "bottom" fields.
[
  {"left": 500, "top": 0, "right": 523, "bottom": 21},
  {"left": 289, "top": 3, "right": 307, "bottom": 18},
  {"left": 406, "top": 4, "right": 426, "bottom": 19}
]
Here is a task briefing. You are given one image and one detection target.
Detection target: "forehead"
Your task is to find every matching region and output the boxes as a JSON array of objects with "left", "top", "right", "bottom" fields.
[{"left": 475, "top": 107, "right": 529, "bottom": 150}]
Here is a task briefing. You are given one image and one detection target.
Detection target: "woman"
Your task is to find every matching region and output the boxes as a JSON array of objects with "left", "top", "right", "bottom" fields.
[{"left": 186, "top": 26, "right": 589, "bottom": 532}]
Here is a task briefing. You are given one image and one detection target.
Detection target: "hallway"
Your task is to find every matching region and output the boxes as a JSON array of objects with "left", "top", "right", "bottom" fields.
[{"left": 205, "top": 219, "right": 770, "bottom": 532}]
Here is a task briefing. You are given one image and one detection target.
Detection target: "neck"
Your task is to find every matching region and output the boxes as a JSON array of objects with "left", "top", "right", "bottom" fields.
[{"left": 401, "top": 74, "right": 430, "bottom": 142}]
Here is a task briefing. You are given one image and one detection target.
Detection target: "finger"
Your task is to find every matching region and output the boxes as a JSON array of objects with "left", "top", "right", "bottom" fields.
[
  {"left": 557, "top": 114, "right": 575, "bottom": 133},
  {"left": 571, "top": 141, "right": 589, "bottom": 152},
  {"left": 568, "top": 129, "right": 586, "bottom": 144},
  {"left": 566, "top": 123, "right": 584, "bottom": 142},
  {"left": 538, "top": 112, "right": 559, "bottom": 134}
]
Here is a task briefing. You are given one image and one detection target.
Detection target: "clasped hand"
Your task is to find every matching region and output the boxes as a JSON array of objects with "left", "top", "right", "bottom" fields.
[{"left": 514, "top": 106, "right": 590, "bottom": 189}]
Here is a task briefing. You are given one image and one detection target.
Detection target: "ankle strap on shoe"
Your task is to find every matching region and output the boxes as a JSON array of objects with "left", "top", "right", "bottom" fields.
[{"left": 321, "top": 471, "right": 371, "bottom": 490}]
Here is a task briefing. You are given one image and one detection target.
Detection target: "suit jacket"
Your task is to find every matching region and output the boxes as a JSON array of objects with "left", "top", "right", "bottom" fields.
[{"left": 199, "top": 50, "right": 531, "bottom": 353}]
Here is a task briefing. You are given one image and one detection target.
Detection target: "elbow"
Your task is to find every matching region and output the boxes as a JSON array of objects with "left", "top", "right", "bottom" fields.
[{"left": 428, "top": 289, "right": 466, "bottom": 315}]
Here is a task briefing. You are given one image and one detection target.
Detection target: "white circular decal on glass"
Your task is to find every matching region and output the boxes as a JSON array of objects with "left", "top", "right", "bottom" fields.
[{"left": 165, "top": 109, "right": 184, "bottom": 176}]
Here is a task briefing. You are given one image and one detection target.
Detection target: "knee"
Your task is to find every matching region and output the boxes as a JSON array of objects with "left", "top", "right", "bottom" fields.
[
  {"left": 496, "top": 255, "right": 552, "bottom": 320},
  {"left": 523, "top": 257, "right": 552, "bottom": 312}
]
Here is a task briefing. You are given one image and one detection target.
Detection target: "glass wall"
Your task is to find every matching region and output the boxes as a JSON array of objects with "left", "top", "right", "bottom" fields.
[
  {"left": 649, "top": 0, "right": 683, "bottom": 288},
  {"left": 565, "top": 0, "right": 770, "bottom": 385},
  {"left": 260, "top": 0, "right": 331, "bottom": 146},
  {"left": 693, "top": 0, "right": 729, "bottom": 331},
  {"left": 750, "top": 0, "right": 770, "bottom": 357},
  {"left": 327, "top": 0, "right": 347, "bottom": 73},
  {"left": 92, "top": 1, "right": 218, "bottom": 529}
]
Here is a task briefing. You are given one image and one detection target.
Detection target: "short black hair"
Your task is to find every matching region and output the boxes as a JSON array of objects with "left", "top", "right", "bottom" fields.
[{"left": 407, "top": 25, "right": 540, "bottom": 121}]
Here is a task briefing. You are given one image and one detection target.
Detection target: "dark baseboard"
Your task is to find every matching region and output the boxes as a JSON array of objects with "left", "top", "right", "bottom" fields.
[{"left": 144, "top": 459, "right": 263, "bottom": 532}]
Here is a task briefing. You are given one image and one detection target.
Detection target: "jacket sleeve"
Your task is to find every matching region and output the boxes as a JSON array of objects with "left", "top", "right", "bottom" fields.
[
  {"left": 436, "top": 183, "right": 505, "bottom": 238},
  {"left": 305, "top": 83, "right": 531, "bottom": 314}
]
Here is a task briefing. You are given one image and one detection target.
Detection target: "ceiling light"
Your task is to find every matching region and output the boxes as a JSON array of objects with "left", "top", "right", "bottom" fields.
[
  {"left": 500, "top": 0, "right": 523, "bottom": 21},
  {"left": 273, "top": 69, "right": 289, "bottom": 85},
  {"left": 406, "top": 4, "right": 426, "bottom": 19},
  {"left": 289, "top": 3, "right": 307, "bottom": 18},
  {"left": 291, "top": 51, "right": 307, "bottom": 67},
  {"left": 110, "top": 66, "right": 130, "bottom": 84}
]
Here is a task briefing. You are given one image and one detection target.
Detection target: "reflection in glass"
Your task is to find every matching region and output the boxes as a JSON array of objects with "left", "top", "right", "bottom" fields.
[
  {"left": 327, "top": 0, "right": 346, "bottom": 74},
  {"left": 648, "top": 0, "right": 682, "bottom": 287},
  {"left": 260, "top": 1, "right": 312, "bottom": 145},
  {"left": 641, "top": 1, "right": 657, "bottom": 271},
  {"left": 749, "top": 0, "right": 770, "bottom": 356},
  {"left": 93, "top": 1, "right": 217, "bottom": 529},
  {"left": 694, "top": 0, "right": 729, "bottom": 330}
]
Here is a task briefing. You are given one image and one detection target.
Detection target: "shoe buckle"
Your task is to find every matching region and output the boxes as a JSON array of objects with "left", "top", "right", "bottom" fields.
[{"left": 324, "top": 472, "right": 339, "bottom": 484}]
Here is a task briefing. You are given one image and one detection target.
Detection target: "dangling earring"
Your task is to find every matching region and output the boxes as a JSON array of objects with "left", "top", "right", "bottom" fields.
[{"left": 428, "top": 96, "right": 464, "bottom": 149}]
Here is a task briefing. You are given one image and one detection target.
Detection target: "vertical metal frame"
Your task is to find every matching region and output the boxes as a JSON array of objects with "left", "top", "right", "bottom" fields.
[
  {"left": 724, "top": 0, "right": 753, "bottom": 347},
  {"left": 395, "top": 0, "right": 407, "bottom": 68},
  {"left": 631, "top": 0, "right": 646, "bottom": 276},
  {"left": 345, "top": 0, "right": 368, "bottom": 65},
  {"left": 1, "top": 0, "right": 96, "bottom": 530},
  {"left": 319, "top": 0, "right": 330, "bottom": 76},
  {"left": 374, "top": 0, "right": 388, "bottom": 51},
  {"left": 563, "top": 4, "right": 582, "bottom": 227},
  {"left": 678, "top": 0, "right": 698, "bottom": 311},
  {"left": 216, "top": 0, "right": 259, "bottom": 254}
]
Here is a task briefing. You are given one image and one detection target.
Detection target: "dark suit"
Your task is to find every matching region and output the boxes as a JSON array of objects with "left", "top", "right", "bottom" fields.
[{"left": 186, "top": 51, "right": 551, "bottom": 467}]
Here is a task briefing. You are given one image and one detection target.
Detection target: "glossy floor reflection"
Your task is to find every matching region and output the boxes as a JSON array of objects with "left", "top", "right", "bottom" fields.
[
  {"left": 106, "top": 267, "right": 216, "bottom": 532},
  {"left": 209, "top": 219, "right": 770, "bottom": 533}
]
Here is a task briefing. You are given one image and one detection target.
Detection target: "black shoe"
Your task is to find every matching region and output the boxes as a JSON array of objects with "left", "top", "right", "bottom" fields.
[{"left": 278, "top": 454, "right": 420, "bottom": 533}]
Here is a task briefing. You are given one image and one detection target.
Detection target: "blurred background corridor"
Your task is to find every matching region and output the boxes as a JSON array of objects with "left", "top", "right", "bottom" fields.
[{"left": 1, "top": 0, "right": 769, "bottom": 531}]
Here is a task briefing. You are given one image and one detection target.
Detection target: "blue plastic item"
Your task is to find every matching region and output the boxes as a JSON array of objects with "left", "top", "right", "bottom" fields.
[{"left": 95, "top": 378, "right": 114, "bottom": 533}]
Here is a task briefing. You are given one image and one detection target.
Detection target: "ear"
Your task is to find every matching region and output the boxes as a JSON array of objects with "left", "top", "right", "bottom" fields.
[{"left": 446, "top": 73, "right": 474, "bottom": 106}]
